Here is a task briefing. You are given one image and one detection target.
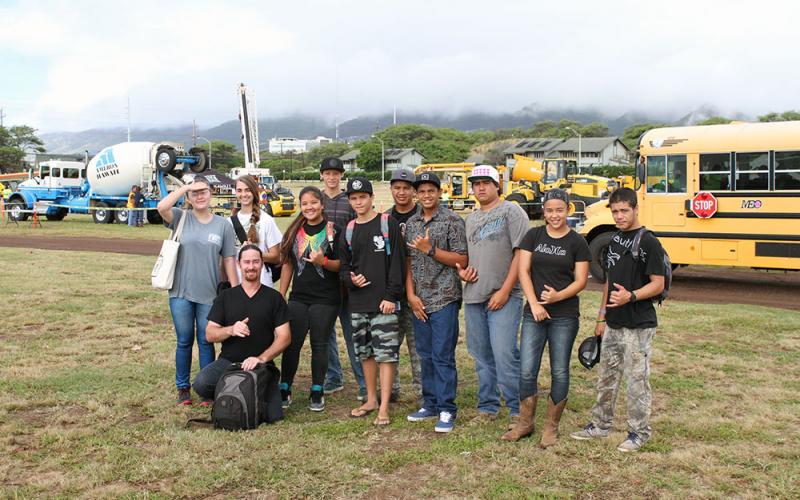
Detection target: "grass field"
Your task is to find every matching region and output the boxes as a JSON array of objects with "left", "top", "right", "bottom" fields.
[{"left": 1, "top": 247, "right": 798, "bottom": 498}]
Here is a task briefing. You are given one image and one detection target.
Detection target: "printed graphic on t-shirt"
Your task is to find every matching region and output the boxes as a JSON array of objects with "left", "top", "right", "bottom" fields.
[
  {"left": 470, "top": 216, "right": 505, "bottom": 244},
  {"left": 207, "top": 234, "right": 222, "bottom": 246},
  {"left": 534, "top": 243, "right": 567, "bottom": 256},
  {"left": 607, "top": 233, "right": 647, "bottom": 270},
  {"left": 295, "top": 226, "right": 331, "bottom": 278},
  {"left": 373, "top": 235, "right": 385, "bottom": 252}
]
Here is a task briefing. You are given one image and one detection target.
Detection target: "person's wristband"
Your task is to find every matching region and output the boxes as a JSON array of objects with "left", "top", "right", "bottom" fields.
[
  {"left": 630, "top": 290, "right": 637, "bottom": 303},
  {"left": 596, "top": 319, "right": 606, "bottom": 323},
  {"left": 427, "top": 245, "right": 436, "bottom": 257},
  {"left": 323, "top": 256, "right": 329, "bottom": 267}
]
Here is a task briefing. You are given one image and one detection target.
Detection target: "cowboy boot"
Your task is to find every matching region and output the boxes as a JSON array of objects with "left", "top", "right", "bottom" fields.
[
  {"left": 540, "top": 397, "right": 567, "bottom": 448},
  {"left": 501, "top": 395, "right": 537, "bottom": 441}
]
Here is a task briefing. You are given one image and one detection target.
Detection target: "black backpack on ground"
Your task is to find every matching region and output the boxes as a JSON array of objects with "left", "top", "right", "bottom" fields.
[
  {"left": 212, "top": 362, "right": 283, "bottom": 430},
  {"left": 622, "top": 226, "right": 672, "bottom": 305}
]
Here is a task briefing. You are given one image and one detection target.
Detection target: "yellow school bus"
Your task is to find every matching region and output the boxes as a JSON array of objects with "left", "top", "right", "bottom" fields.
[{"left": 578, "top": 121, "right": 800, "bottom": 279}]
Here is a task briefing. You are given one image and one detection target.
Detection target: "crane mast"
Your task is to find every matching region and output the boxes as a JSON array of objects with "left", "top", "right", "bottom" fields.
[{"left": 238, "top": 83, "right": 260, "bottom": 169}]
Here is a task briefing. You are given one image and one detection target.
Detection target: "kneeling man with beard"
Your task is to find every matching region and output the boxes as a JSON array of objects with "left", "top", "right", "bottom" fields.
[{"left": 192, "top": 244, "right": 291, "bottom": 402}]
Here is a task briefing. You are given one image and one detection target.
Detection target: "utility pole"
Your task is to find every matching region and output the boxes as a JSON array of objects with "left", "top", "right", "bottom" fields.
[
  {"left": 393, "top": 105, "right": 397, "bottom": 125},
  {"left": 192, "top": 119, "right": 197, "bottom": 146},
  {"left": 0, "top": 108, "right": 5, "bottom": 127},
  {"left": 126, "top": 97, "right": 131, "bottom": 142}
]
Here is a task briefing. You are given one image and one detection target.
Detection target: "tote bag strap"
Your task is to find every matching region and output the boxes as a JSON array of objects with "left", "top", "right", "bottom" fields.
[{"left": 171, "top": 209, "right": 189, "bottom": 242}]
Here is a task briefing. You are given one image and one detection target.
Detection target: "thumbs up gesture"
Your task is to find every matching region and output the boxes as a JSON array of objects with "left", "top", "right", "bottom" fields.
[{"left": 232, "top": 317, "right": 251, "bottom": 337}]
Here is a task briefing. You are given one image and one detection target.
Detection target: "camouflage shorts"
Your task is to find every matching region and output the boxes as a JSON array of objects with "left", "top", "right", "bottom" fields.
[{"left": 351, "top": 312, "right": 400, "bottom": 363}]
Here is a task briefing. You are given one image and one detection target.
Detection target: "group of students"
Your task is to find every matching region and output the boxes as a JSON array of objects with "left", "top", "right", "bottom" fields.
[{"left": 155, "top": 156, "right": 666, "bottom": 452}]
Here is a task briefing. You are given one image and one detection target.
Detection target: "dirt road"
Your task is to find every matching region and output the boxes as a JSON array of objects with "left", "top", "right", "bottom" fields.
[{"left": 2, "top": 235, "right": 798, "bottom": 311}]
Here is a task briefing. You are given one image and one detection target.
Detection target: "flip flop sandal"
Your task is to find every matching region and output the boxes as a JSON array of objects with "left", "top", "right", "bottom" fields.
[
  {"left": 373, "top": 416, "right": 391, "bottom": 426},
  {"left": 350, "top": 406, "right": 377, "bottom": 418}
]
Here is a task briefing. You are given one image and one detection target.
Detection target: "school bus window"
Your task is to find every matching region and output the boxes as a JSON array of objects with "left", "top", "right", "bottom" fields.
[
  {"left": 774, "top": 151, "right": 800, "bottom": 190},
  {"left": 646, "top": 155, "right": 685, "bottom": 193},
  {"left": 667, "top": 155, "right": 687, "bottom": 193},
  {"left": 699, "top": 153, "right": 731, "bottom": 191},
  {"left": 646, "top": 155, "right": 666, "bottom": 193},
  {"left": 735, "top": 152, "right": 769, "bottom": 190}
]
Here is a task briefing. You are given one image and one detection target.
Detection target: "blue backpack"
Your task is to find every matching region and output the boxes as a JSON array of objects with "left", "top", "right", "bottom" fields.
[{"left": 345, "top": 213, "right": 391, "bottom": 256}]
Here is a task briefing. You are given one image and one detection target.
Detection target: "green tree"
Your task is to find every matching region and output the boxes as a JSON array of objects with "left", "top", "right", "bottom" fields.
[
  {"left": 194, "top": 140, "right": 242, "bottom": 173},
  {"left": 355, "top": 141, "right": 382, "bottom": 172},
  {"left": 697, "top": 116, "right": 731, "bottom": 125},
  {"left": 0, "top": 125, "right": 45, "bottom": 172},
  {"left": 622, "top": 123, "right": 667, "bottom": 150},
  {"left": 304, "top": 142, "right": 351, "bottom": 169},
  {"left": 758, "top": 110, "right": 800, "bottom": 122},
  {"left": 580, "top": 122, "right": 610, "bottom": 137}
]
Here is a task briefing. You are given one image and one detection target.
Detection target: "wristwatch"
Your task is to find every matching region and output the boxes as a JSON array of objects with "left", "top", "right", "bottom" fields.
[{"left": 427, "top": 245, "right": 436, "bottom": 257}]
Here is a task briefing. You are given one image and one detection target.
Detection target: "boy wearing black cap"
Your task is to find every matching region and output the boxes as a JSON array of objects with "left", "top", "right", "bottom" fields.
[
  {"left": 340, "top": 177, "right": 405, "bottom": 425},
  {"left": 405, "top": 172, "right": 468, "bottom": 433},
  {"left": 386, "top": 168, "right": 422, "bottom": 402},
  {"left": 319, "top": 157, "right": 365, "bottom": 400}
]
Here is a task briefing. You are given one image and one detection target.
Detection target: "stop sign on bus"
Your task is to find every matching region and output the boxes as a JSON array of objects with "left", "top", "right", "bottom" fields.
[{"left": 692, "top": 191, "right": 718, "bottom": 218}]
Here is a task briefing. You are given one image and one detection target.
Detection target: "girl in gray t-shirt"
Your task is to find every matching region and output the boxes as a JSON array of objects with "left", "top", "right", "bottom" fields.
[{"left": 157, "top": 178, "right": 238, "bottom": 406}]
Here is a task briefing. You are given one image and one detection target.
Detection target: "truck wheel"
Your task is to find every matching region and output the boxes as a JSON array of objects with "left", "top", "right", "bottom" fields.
[
  {"left": 505, "top": 193, "right": 531, "bottom": 217},
  {"left": 115, "top": 202, "right": 129, "bottom": 224},
  {"left": 155, "top": 147, "right": 177, "bottom": 174},
  {"left": 8, "top": 198, "right": 29, "bottom": 221},
  {"left": 146, "top": 210, "right": 163, "bottom": 225},
  {"left": 188, "top": 148, "right": 208, "bottom": 173},
  {"left": 92, "top": 202, "right": 113, "bottom": 224},
  {"left": 588, "top": 231, "right": 614, "bottom": 283},
  {"left": 46, "top": 208, "right": 68, "bottom": 221}
]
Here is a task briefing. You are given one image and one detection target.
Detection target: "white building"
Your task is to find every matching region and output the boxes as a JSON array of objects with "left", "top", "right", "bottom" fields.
[
  {"left": 267, "top": 136, "right": 333, "bottom": 154},
  {"left": 503, "top": 136, "right": 630, "bottom": 168}
]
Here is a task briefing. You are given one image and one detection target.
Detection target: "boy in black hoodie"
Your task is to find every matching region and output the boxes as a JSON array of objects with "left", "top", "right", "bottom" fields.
[{"left": 340, "top": 177, "right": 405, "bottom": 425}]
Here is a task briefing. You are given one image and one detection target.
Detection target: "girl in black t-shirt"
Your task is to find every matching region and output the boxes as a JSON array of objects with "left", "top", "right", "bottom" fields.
[
  {"left": 278, "top": 186, "right": 342, "bottom": 412},
  {"left": 502, "top": 189, "right": 590, "bottom": 447}
]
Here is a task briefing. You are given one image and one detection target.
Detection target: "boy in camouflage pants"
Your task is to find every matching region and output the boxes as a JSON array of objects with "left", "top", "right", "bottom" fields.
[
  {"left": 571, "top": 188, "right": 666, "bottom": 452},
  {"left": 340, "top": 177, "right": 406, "bottom": 425}
]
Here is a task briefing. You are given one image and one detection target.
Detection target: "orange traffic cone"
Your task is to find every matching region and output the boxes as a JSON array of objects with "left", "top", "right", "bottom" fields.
[{"left": 31, "top": 210, "right": 41, "bottom": 228}]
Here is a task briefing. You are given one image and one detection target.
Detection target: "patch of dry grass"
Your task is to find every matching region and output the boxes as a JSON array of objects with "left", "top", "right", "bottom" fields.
[{"left": 0, "top": 247, "right": 798, "bottom": 498}]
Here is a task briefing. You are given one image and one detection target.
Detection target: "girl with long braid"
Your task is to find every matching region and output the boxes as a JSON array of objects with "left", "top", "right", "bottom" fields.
[{"left": 228, "top": 175, "right": 283, "bottom": 287}]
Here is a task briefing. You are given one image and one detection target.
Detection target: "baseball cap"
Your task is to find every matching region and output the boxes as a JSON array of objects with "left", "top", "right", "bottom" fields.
[
  {"left": 542, "top": 188, "right": 570, "bottom": 205},
  {"left": 320, "top": 157, "right": 345, "bottom": 173},
  {"left": 346, "top": 176, "right": 373, "bottom": 195},
  {"left": 578, "top": 335, "right": 602, "bottom": 369},
  {"left": 390, "top": 169, "right": 415, "bottom": 185},
  {"left": 468, "top": 165, "right": 500, "bottom": 184},
  {"left": 413, "top": 171, "right": 441, "bottom": 189}
]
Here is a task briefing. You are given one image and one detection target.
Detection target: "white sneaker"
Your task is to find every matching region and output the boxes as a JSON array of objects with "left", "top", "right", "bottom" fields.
[{"left": 435, "top": 411, "right": 455, "bottom": 433}]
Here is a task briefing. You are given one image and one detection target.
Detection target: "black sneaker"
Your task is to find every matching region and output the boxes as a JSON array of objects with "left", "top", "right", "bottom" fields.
[
  {"left": 309, "top": 390, "right": 325, "bottom": 412},
  {"left": 176, "top": 387, "right": 191, "bottom": 406}
]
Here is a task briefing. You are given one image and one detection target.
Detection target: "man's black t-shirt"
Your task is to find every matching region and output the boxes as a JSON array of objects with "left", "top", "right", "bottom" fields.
[
  {"left": 387, "top": 205, "right": 419, "bottom": 239},
  {"left": 519, "top": 226, "right": 591, "bottom": 318},
  {"left": 289, "top": 220, "right": 342, "bottom": 306},
  {"left": 339, "top": 214, "right": 405, "bottom": 313},
  {"left": 207, "top": 285, "right": 291, "bottom": 363},
  {"left": 605, "top": 228, "right": 666, "bottom": 329}
]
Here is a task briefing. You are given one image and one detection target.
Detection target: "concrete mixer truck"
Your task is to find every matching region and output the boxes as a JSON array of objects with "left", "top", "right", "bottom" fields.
[{"left": 6, "top": 142, "right": 208, "bottom": 223}]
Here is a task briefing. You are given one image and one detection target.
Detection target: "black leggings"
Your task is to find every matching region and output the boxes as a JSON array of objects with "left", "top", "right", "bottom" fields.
[{"left": 281, "top": 301, "right": 339, "bottom": 388}]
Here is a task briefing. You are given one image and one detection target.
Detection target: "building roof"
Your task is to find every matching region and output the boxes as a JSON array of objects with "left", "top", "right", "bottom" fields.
[
  {"left": 340, "top": 149, "right": 360, "bottom": 161},
  {"left": 503, "top": 136, "right": 628, "bottom": 155},
  {"left": 549, "top": 137, "right": 628, "bottom": 153},
  {"left": 341, "top": 148, "right": 427, "bottom": 162},
  {"left": 503, "top": 138, "right": 566, "bottom": 154}
]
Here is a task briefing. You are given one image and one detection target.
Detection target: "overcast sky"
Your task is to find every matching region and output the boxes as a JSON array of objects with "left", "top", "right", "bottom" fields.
[{"left": 1, "top": 0, "right": 798, "bottom": 132}]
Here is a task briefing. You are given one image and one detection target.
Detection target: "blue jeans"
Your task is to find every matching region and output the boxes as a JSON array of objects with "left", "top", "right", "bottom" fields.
[
  {"left": 465, "top": 296, "right": 522, "bottom": 416},
  {"left": 325, "top": 299, "right": 365, "bottom": 389},
  {"left": 520, "top": 312, "right": 579, "bottom": 403},
  {"left": 413, "top": 301, "right": 460, "bottom": 414},
  {"left": 128, "top": 209, "right": 140, "bottom": 226},
  {"left": 192, "top": 358, "right": 234, "bottom": 399},
  {"left": 169, "top": 297, "right": 215, "bottom": 389}
]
